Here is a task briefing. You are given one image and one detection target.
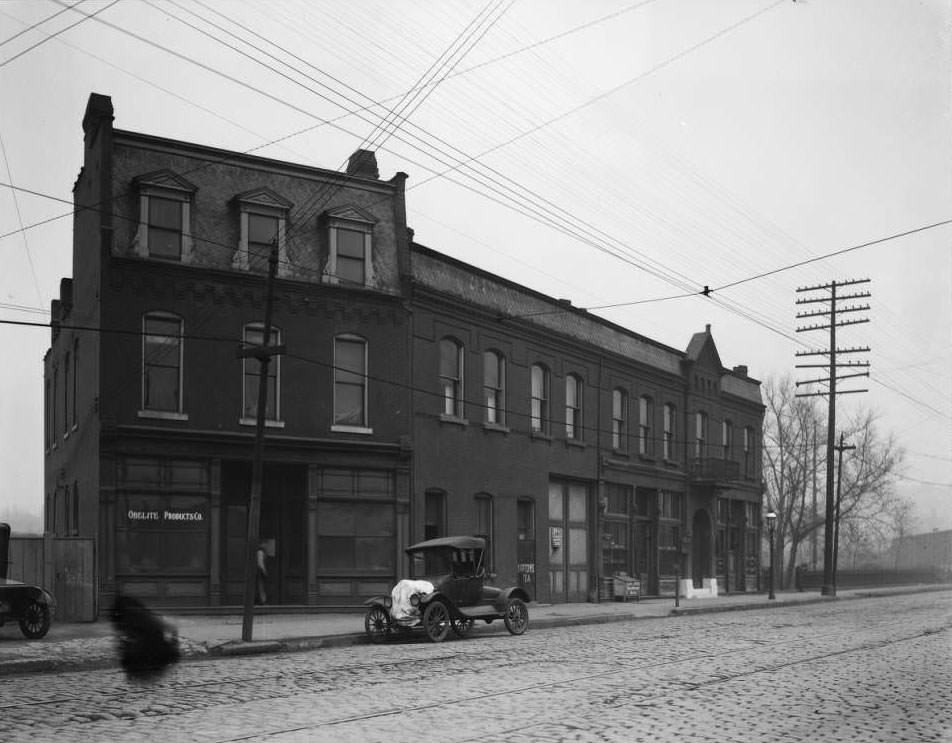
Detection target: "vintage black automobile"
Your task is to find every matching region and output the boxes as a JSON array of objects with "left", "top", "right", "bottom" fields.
[
  {"left": 0, "top": 524, "right": 55, "bottom": 639},
  {"left": 363, "top": 536, "right": 530, "bottom": 643}
]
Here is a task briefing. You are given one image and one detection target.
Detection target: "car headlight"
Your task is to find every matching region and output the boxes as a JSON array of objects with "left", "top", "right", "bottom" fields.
[{"left": 410, "top": 593, "right": 421, "bottom": 606}]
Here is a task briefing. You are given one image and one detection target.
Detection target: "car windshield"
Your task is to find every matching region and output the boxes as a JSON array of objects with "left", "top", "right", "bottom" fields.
[{"left": 409, "top": 549, "right": 453, "bottom": 582}]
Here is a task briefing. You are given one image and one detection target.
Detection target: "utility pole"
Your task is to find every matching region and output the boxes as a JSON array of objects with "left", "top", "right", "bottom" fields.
[
  {"left": 811, "top": 420, "right": 818, "bottom": 571},
  {"left": 832, "top": 433, "right": 856, "bottom": 595},
  {"left": 794, "top": 278, "right": 870, "bottom": 596},
  {"left": 237, "top": 244, "right": 286, "bottom": 642}
]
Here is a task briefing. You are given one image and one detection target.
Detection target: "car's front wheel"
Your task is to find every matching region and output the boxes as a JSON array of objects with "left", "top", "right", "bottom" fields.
[
  {"left": 364, "top": 606, "right": 391, "bottom": 643},
  {"left": 19, "top": 600, "right": 51, "bottom": 640},
  {"left": 504, "top": 598, "right": 528, "bottom": 636},
  {"left": 422, "top": 601, "right": 450, "bottom": 642}
]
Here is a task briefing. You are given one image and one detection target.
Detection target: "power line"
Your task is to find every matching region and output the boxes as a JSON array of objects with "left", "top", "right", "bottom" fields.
[{"left": 0, "top": 0, "right": 118, "bottom": 69}]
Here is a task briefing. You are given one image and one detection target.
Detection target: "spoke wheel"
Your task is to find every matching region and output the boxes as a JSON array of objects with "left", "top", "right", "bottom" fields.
[
  {"left": 364, "top": 606, "right": 390, "bottom": 643},
  {"left": 19, "top": 600, "right": 51, "bottom": 640},
  {"left": 422, "top": 601, "right": 450, "bottom": 643},
  {"left": 504, "top": 598, "right": 528, "bottom": 636},
  {"left": 451, "top": 616, "right": 475, "bottom": 637}
]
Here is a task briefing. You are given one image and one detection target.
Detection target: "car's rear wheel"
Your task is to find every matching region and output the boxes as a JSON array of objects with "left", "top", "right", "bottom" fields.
[
  {"left": 423, "top": 601, "right": 450, "bottom": 642},
  {"left": 364, "top": 606, "right": 390, "bottom": 643},
  {"left": 19, "top": 600, "right": 51, "bottom": 640},
  {"left": 504, "top": 598, "right": 528, "bottom": 636},
  {"left": 451, "top": 616, "right": 475, "bottom": 637}
]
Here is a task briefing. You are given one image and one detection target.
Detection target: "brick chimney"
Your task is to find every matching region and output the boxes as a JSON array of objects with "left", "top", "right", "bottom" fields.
[{"left": 346, "top": 149, "right": 379, "bottom": 179}]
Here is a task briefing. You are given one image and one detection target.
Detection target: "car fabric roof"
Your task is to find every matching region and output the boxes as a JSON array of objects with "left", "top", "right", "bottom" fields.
[{"left": 405, "top": 536, "right": 486, "bottom": 553}]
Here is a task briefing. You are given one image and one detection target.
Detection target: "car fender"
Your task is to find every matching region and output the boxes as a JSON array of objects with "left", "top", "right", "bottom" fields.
[
  {"left": 418, "top": 591, "right": 460, "bottom": 615},
  {"left": 492, "top": 586, "right": 531, "bottom": 611}
]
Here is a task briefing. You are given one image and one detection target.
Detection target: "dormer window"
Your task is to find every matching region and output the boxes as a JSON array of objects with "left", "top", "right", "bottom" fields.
[
  {"left": 323, "top": 205, "right": 376, "bottom": 288},
  {"left": 233, "top": 188, "right": 292, "bottom": 275},
  {"left": 132, "top": 170, "right": 197, "bottom": 262}
]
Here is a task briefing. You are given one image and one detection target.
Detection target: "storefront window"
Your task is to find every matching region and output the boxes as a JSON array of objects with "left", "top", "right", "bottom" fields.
[
  {"left": 116, "top": 493, "right": 209, "bottom": 574},
  {"left": 316, "top": 469, "right": 394, "bottom": 573}
]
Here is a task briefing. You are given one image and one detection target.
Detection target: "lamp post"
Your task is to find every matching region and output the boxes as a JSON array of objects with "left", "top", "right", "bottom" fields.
[{"left": 766, "top": 511, "right": 777, "bottom": 600}]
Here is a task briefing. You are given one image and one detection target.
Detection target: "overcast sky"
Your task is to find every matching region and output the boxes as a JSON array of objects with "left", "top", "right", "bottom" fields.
[{"left": 1, "top": 0, "right": 949, "bottom": 531}]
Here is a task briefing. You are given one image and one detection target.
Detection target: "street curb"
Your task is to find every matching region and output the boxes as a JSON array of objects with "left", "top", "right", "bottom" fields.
[{"left": 1, "top": 586, "right": 947, "bottom": 676}]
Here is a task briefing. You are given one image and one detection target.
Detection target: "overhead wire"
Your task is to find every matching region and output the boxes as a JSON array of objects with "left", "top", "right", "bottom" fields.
[{"left": 0, "top": 0, "right": 118, "bottom": 69}]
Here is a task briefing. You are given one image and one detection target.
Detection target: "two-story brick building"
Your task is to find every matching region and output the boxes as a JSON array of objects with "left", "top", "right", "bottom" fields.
[{"left": 44, "top": 93, "right": 764, "bottom": 611}]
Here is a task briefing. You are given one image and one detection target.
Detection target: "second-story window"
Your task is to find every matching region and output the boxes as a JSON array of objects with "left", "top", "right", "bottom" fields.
[
  {"left": 722, "top": 420, "right": 734, "bottom": 460},
  {"left": 142, "top": 312, "right": 183, "bottom": 414},
  {"left": 663, "top": 403, "right": 676, "bottom": 461},
  {"left": 242, "top": 324, "right": 281, "bottom": 423},
  {"left": 612, "top": 388, "right": 627, "bottom": 451},
  {"left": 744, "top": 426, "right": 755, "bottom": 477},
  {"left": 439, "top": 338, "right": 464, "bottom": 418},
  {"left": 639, "top": 396, "right": 653, "bottom": 456},
  {"left": 334, "top": 335, "right": 368, "bottom": 429},
  {"left": 695, "top": 411, "right": 708, "bottom": 460},
  {"left": 530, "top": 364, "right": 549, "bottom": 435},
  {"left": 483, "top": 350, "right": 505, "bottom": 425},
  {"left": 565, "top": 374, "right": 582, "bottom": 440}
]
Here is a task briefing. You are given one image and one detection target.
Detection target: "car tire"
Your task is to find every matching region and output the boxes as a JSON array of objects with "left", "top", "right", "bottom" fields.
[
  {"left": 19, "top": 600, "right": 51, "bottom": 640},
  {"left": 503, "top": 598, "right": 528, "bottom": 636},
  {"left": 451, "top": 617, "right": 475, "bottom": 637},
  {"left": 422, "top": 601, "right": 450, "bottom": 643},
  {"left": 364, "top": 606, "right": 390, "bottom": 643}
]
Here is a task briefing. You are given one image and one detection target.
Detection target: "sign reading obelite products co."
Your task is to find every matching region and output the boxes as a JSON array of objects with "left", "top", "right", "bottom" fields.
[{"left": 126, "top": 508, "right": 205, "bottom": 525}]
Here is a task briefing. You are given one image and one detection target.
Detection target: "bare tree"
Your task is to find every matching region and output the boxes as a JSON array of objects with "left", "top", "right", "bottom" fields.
[
  {"left": 761, "top": 376, "right": 823, "bottom": 588},
  {"left": 761, "top": 377, "right": 905, "bottom": 588}
]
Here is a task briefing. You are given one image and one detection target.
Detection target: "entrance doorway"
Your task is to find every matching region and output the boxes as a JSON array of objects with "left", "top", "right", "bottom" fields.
[
  {"left": 547, "top": 481, "right": 589, "bottom": 603},
  {"left": 221, "top": 462, "right": 307, "bottom": 605}
]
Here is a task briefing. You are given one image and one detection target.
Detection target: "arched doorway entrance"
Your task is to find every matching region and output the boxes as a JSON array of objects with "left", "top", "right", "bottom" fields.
[{"left": 691, "top": 509, "right": 712, "bottom": 589}]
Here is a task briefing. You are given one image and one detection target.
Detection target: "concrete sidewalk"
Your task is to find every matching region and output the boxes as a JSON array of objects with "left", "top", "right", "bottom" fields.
[{"left": 1, "top": 585, "right": 947, "bottom": 677}]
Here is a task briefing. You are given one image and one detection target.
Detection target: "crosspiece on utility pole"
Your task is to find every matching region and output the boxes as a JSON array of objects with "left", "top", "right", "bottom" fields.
[{"left": 793, "top": 279, "right": 870, "bottom": 597}]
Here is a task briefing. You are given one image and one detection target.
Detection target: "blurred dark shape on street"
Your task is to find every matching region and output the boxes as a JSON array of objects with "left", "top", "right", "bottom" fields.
[{"left": 111, "top": 594, "right": 180, "bottom": 680}]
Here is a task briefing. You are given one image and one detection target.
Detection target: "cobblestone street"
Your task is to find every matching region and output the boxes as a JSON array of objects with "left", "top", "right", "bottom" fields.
[{"left": 2, "top": 592, "right": 950, "bottom": 742}]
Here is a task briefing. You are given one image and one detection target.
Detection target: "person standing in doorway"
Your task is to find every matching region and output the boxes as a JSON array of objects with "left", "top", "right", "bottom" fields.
[{"left": 256, "top": 542, "right": 268, "bottom": 605}]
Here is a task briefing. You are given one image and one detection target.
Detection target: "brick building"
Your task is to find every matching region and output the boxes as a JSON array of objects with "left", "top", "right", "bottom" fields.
[{"left": 44, "top": 94, "right": 765, "bottom": 611}]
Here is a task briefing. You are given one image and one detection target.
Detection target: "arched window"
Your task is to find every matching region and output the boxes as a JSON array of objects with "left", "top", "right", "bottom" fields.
[
  {"left": 639, "top": 396, "right": 653, "bottom": 455},
  {"left": 565, "top": 374, "right": 583, "bottom": 440},
  {"left": 612, "top": 388, "right": 627, "bottom": 451},
  {"left": 334, "top": 335, "right": 368, "bottom": 429},
  {"left": 474, "top": 493, "right": 494, "bottom": 572},
  {"left": 439, "top": 338, "right": 464, "bottom": 418},
  {"left": 530, "top": 364, "right": 550, "bottom": 434},
  {"left": 142, "top": 312, "right": 184, "bottom": 414},
  {"left": 242, "top": 323, "right": 281, "bottom": 422},
  {"left": 722, "top": 420, "right": 734, "bottom": 460},
  {"left": 663, "top": 403, "right": 677, "bottom": 461},
  {"left": 695, "top": 411, "right": 708, "bottom": 460},
  {"left": 483, "top": 350, "right": 506, "bottom": 425}
]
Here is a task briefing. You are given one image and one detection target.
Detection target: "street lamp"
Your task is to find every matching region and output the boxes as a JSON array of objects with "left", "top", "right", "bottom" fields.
[{"left": 765, "top": 511, "right": 777, "bottom": 600}]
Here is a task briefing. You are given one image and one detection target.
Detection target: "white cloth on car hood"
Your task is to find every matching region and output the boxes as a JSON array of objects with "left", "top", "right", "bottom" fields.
[{"left": 390, "top": 579, "right": 434, "bottom": 622}]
